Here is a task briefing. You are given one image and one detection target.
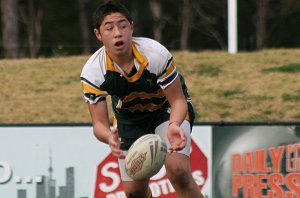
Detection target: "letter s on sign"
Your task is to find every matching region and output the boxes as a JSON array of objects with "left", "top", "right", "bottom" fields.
[
  {"left": 99, "top": 162, "right": 120, "bottom": 192},
  {"left": 0, "top": 161, "right": 12, "bottom": 184}
]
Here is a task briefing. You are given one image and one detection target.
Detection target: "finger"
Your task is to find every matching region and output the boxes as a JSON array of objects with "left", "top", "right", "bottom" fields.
[
  {"left": 171, "top": 140, "right": 180, "bottom": 148},
  {"left": 109, "top": 136, "right": 119, "bottom": 146},
  {"left": 110, "top": 141, "right": 118, "bottom": 148},
  {"left": 179, "top": 130, "right": 186, "bottom": 141},
  {"left": 179, "top": 139, "right": 186, "bottom": 148},
  {"left": 111, "top": 147, "right": 123, "bottom": 157},
  {"left": 116, "top": 150, "right": 125, "bottom": 158},
  {"left": 172, "top": 141, "right": 186, "bottom": 151},
  {"left": 111, "top": 129, "right": 118, "bottom": 138},
  {"left": 110, "top": 132, "right": 120, "bottom": 145},
  {"left": 119, "top": 150, "right": 125, "bottom": 159},
  {"left": 112, "top": 151, "right": 122, "bottom": 158},
  {"left": 109, "top": 140, "right": 119, "bottom": 149},
  {"left": 111, "top": 126, "right": 119, "bottom": 134},
  {"left": 168, "top": 148, "right": 175, "bottom": 154},
  {"left": 169, "top": 143, "right": 179, "bottom": 152},
  {"left": 176, "top": 143, "right": 186, "bottom": 151}
]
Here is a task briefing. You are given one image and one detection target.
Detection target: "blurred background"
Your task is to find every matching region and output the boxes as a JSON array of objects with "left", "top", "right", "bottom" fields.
[
  {"left": 1, "top": 0, "right": 300, "bottom": 58},
  {"left": 1, "top": 1, "right": 300, "bottom": 197}
]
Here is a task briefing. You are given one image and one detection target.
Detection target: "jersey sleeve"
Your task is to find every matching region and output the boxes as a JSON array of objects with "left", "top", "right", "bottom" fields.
[
  {"left": 80, "top": 78, "right": 108, "bottom": 104},
  {"left": 151, "top": 42, "right": 178, "bottom": 89},
  {"left": 80, "top": 49, "right": 108, "bottom": 104},
  {"left": 135, "top": 37, "right": 178, "bottom": 90},
  {"left": 157, "top": 57, "right": 178, "bottom": 89}
]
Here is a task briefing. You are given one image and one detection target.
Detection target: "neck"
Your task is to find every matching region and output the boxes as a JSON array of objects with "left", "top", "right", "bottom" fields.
[
  {"left": 115, "top": 52, "right": 134, "bottom": 68},
  {"left": 109, "top": 48, "right": 134, "bottom": 71}
]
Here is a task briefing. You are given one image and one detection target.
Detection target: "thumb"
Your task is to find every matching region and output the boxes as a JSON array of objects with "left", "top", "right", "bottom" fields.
[{"left": 111, "top": 126, "right": 118, "bottom": 135}]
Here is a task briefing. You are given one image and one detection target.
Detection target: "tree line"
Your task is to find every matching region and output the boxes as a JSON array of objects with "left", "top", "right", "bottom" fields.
[{"left": 1, "top": 0, "right": 300, "bottom": 58}]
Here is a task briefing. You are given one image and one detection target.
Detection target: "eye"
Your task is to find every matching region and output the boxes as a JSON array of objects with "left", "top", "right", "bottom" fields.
[
  {"left": 104, "top": 25, "right": 113, "bottom": 31},
  {"left": 120, "top": 22, "right": 128, "bottom": 29}
]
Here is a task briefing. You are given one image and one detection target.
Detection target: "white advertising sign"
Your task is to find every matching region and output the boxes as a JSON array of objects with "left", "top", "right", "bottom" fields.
[{"left": 0, "top": 125, "right": 211, "bottom": 198}]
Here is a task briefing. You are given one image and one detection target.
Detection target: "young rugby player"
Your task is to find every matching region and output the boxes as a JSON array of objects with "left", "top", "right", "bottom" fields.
[{"left": 80, "top": 1, "right": 203, "bottom": 197}]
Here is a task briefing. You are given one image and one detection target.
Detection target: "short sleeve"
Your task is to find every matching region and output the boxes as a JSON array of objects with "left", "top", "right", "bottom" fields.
[
  {"left": 80, "top": 48, "right": 108, "bottom": 104},
  {"left": 80, "top": 79, "right": 108, "bottom": 104},
  {"left": 134, "top": 37, "right": 179, "bottom": 90},
  {"left": 157, "top": 57, "right": 178, "bottom": 89}
]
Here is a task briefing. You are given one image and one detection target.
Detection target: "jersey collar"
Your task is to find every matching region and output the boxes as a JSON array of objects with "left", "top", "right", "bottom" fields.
[{"left": 105, "top": 43, "right": 149, "bottom": 82}]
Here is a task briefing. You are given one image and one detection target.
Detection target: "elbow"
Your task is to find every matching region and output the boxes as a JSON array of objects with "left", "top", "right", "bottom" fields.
[
  {"left": 92, "top": 122, "right": 106, "bottom": 143},
  {"left": 92, "top": 127, "right": 101, "bottom": 141}
]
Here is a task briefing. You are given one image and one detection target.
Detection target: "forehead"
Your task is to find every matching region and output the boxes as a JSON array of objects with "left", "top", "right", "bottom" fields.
[{"left": 101, "top": 12, "right": 128, "bottom": 25}]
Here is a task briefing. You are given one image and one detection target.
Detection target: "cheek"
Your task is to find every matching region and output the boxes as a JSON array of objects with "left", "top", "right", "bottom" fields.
[
  {"left": 101, "top": 31, "right": 114, "bottom": 40},
  {"left": 101, "top": 35, "right": 114, "bottom": 47},
  {"left": 123, "top": 30, "right": 133, "bottom": 38}
]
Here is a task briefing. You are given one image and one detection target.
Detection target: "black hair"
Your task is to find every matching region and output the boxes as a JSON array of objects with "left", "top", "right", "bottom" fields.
[{"left": 93, "top": 0, "right": 132, "bottom": 29}]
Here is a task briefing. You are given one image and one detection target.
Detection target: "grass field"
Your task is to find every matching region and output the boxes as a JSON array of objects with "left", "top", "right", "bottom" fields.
[{"left": 0, "top": 49, "right": 300, "bottom": 124}]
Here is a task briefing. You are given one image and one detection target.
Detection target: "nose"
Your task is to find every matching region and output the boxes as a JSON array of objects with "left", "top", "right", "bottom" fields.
[{"left": 114, "top": 26, "right": 122, "bottom": 38}]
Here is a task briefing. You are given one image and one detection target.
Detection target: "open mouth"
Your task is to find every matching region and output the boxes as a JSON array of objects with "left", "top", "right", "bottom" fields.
[{"left": 115, "top": 41, "right": 124, "bottom": 47}]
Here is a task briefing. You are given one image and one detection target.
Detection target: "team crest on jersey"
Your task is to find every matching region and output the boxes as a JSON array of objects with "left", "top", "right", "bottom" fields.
[
  {"left": 146, "top": 78, "right": 156, "bottom": 87},
  {"left": 167, "top": 107, "right": 171, "bottom": 114}
]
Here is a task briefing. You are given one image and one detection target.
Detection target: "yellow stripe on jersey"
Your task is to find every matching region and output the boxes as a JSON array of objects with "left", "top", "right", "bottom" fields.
[
  {"left": 105, "top": 43, "right": 149, "bottom": 83},
  {"left": 160, "top": 61, "right": 176, "bottom": 79},
  {"left": 132, "top": 42, "right": 148, "bottom": 69},
  {"left": 124, "top": 103, "right": 164, "bottom": 112},
  {"left": 122, "top": 89, "right": 165, "bottom": 103},
  {"left": 105, "top": 53, "right": 121, "bottom": 74},
  {"left": 146, "top": 187, "right": 152, "bottom": 198},
  {"left": 81, "top": 81, "right": 108, "bottom": 96},
  {"left": 112, "top": 116, "right": 117, "bottom": 127},
  {"left": 116, "top": 99, "right": 123, "bottom": 109},
  {"left": 185, "top": 111, "right": 190, "bottom": 121}
]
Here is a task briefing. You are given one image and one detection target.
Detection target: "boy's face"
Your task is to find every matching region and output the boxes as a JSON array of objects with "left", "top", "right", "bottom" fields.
[{"left": 94, "top": 12, "right": 133, "bottom": 57}]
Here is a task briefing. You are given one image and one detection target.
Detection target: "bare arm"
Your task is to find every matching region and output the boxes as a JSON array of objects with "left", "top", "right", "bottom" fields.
[
  {"left": 163, "top": 77, "right": 188, "bottom": 151},
  {"left": 88, "top": 100, "right": 123, "bottom": 157},
  {"left": 88, "top": 100, "right": 111, "bottom": 143},
  {"left": 163, "top": 77, "right": 188, "bottom": 126}
]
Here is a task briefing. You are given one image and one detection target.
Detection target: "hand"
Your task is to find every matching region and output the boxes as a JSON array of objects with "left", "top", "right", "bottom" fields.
[
  {"left": 167, "top": 122, "right": 186, "bottom": 153},
  {"left": 108, "top": 127, "right": 124, "bottom": 158}
]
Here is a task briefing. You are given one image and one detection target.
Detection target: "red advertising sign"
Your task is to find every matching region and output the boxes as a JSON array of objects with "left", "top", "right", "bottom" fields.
[
  {"left": 94, "top": 139, "right": 208, "bottom": 198},
  {"left": 212, "top": 126, "right": 300, "bottom": 198}
]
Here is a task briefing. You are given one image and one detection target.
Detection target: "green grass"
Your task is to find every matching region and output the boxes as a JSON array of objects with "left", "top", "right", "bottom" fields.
[
  {"left": 1, "top": 49, "right": 300, "bottom": 124},
  {"left": 262, "top": 63, "right": 300, "bottom": 73},
  {"left": 282, "top": 90, "right": 300, "bottom": 101},
  {"left": 221, "top": 89, "right": 244, "bottom": 97},
  {"left": 197, "top": 64, "right": 221, "bottom": 76}
]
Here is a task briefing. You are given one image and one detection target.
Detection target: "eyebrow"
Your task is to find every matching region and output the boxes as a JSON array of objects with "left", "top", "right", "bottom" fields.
[{"left": 103, "top": 18, "right": 128, "bottom": 26}]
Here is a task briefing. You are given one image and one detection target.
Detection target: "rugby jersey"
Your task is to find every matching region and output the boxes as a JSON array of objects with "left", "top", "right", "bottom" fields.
[{"left": 80, "top": 37, "right": 193, "bottom": 124}]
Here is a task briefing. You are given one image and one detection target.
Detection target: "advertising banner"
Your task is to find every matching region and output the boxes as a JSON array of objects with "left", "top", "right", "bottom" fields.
[
  {"left": 0, "top": 125, "right": 211, "bottom": 198},
  {"left": 212, "top": 126, "right": 300, "bottom": 198}
]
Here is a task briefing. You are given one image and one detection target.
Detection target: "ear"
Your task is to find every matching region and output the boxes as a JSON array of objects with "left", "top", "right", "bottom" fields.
[
  {"left": 94, "top": 28, "right": 102, "bottom": 41},
  {"left": 130, "top": 22, "right": 134, "bottom": 34}
]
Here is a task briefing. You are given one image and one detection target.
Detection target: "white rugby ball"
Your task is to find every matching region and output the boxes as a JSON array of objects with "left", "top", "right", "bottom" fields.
[{"left": 125, "top": 134, "right": 167, "bottom": 180}]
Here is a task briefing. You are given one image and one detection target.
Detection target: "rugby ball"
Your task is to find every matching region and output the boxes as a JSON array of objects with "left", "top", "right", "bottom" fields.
[{"left": 125, "top": 134, "right": 167, "bottom": 180}]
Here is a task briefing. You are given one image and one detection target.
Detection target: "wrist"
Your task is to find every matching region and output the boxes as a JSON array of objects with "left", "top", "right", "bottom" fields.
[{"left": 168, "top": 121, "right": 180, "bottom": 127}]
